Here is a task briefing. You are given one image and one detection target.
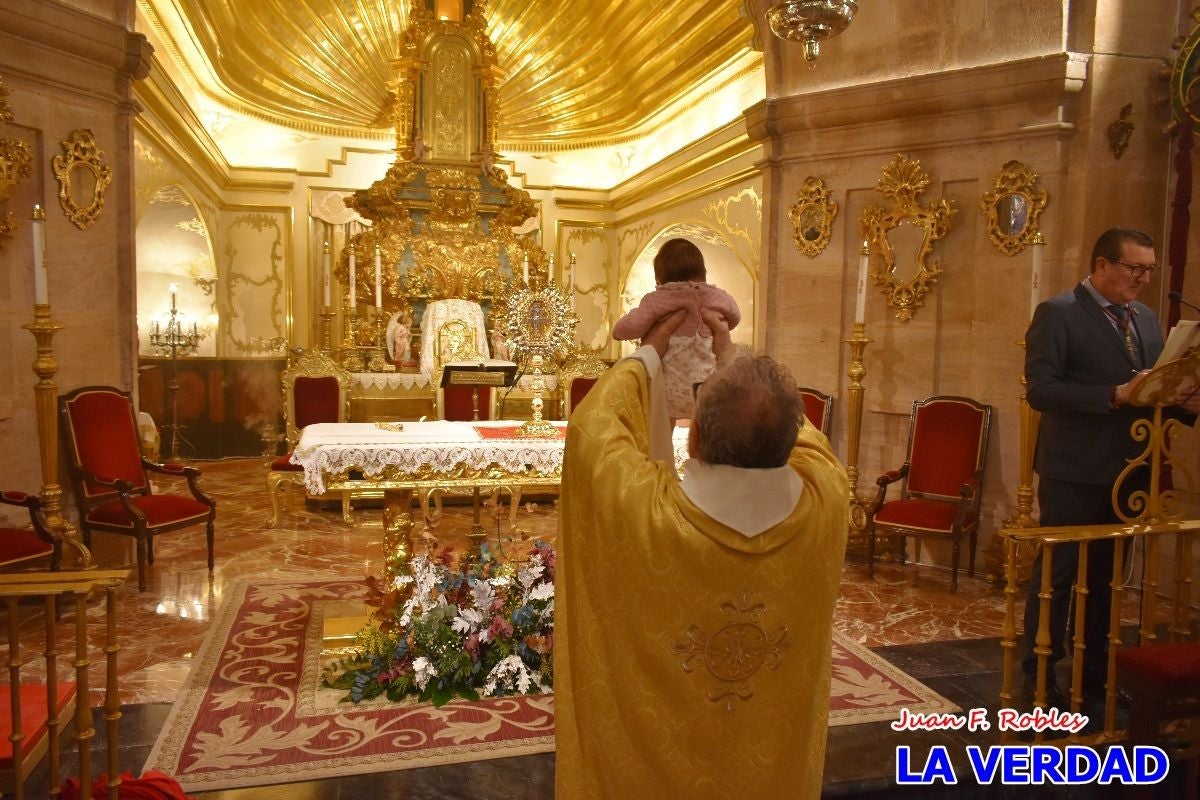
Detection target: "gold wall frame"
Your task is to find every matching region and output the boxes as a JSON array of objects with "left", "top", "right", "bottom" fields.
[
  {"left": 0, "top": 73, "right": 33, "bottom": 243},
  {"left": 52, "top": 129, "right": 113, "bottom": 230},
  {"left": 859, "top": 154, "right": 956, "bottom": 322},
  {"left": 787, "top": 176, "right": 837, "bottom": 258},
  {"left": 981, "top": 160, "right": 1048, "bottom": 257}
]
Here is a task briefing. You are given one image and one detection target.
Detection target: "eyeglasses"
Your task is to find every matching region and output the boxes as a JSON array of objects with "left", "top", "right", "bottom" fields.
[{"left": 1109, "top": 259, "right": 1157, "bottom": 279}]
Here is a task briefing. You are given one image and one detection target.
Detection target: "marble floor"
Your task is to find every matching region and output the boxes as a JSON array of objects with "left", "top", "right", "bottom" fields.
[{"left": 10, "top": 458, "right": 1184, "bottom": 798}]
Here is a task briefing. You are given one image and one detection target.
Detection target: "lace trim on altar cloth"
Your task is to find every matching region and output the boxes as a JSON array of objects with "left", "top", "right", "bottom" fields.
[{"left": 291, "top": 421, "right": 693, "bottom": 495}]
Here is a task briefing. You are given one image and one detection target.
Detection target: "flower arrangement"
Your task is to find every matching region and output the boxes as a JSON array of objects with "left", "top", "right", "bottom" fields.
[{"left": 323, "top": 541, "right": 555, "bottom": 707}]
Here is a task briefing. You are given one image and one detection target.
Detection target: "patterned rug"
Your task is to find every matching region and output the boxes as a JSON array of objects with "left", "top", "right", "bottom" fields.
[{"left": 145, "top": 579, "right": 956, "bottom": 793}]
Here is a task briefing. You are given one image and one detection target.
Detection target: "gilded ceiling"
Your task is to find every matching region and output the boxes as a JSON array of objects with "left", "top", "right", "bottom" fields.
[{"left": 140, "top": 0, "right": 758, "bottom": 150}]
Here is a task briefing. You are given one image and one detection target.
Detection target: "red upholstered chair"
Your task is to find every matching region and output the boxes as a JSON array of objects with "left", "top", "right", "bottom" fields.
[
  {"left": 59, "top": 386, "right": 216, "bottom": 592},
  {"left": 867, "top": 395, "right": 992, "bottom": 591},
  {"left": 437, "top": 384, "right": 495, "bottom": 422},
  {"left": 560, "top": 354, "right": 608, "bottom": 419},
  {"left": 1117, "top": 642, "right": 1200, "bottom": 800},
  {"left": 0, "top": 492, "right": 62, "bottom": 572},
  {"left": 797, "top": 386, "right": 834, "bottom": 437},
  {"left": 268, "top": 350, "right": 350, "bottom": 526},
  {"left": 563, "top": 377, "right": 599, "bottom": 419}
]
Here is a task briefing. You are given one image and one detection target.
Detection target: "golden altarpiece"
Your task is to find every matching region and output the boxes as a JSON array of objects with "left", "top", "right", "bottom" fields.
[{"left": 323, "top": 0, "right": 590, "bottom": 423}]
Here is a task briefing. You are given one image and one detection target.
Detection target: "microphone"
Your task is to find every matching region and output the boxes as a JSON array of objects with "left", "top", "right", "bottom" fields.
[{"left": 1168, "top": 291, "right": 1200, "bottom": 314}]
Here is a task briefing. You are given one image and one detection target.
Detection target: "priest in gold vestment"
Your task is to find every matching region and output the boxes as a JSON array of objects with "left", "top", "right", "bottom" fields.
[{"left": 555, "top": 312, "right": 849, "bottom": 799}]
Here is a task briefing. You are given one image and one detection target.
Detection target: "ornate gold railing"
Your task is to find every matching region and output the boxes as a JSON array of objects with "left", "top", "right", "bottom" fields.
[
  {"left": 1000, "top": 521, "right": 1199, "bottom": 744},
  {"left": 0, "top": 569, "right": 129, "bottom": 799}
]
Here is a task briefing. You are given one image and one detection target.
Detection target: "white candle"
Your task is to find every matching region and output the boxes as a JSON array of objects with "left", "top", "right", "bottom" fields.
[
  {"left": 374, "top": 244, "right": 383, "bottom": 308},
  {"left": 322, "top": 241, "right": 331, "bottom": 307},
  {"left": 1030, "top": 236, "right": 1045, "bottom": 319},
  {"left": 169, "top": 282, "right": 179, "bottom": 312},
  {"left": 522, "top": 254, "right": 529, "bottom": 284},
  {"left": 32, "top": 205, "right": 47, "bottom": 305},
  {"left": 548, "top": 254, "right": 555, "bottom": 283},
  {"left": 569, "top": 252, "right": 576, "bottom": 293},
  {"left": 855, "top": 242, "right": 869, "bottom": 324},
  {"left": 348, "top": 242, "right": 357, "bottom": 309}
]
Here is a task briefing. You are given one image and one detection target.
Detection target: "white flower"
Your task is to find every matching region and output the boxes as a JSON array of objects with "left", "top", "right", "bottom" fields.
[
  {"left": 470, "top": 579, "right": 495, "bottom": 611},
  {"left": 452, "top": 607, "right": 483, "bottom": 634},
  {"left": 489, "top": 575, "right": 512, "bottom": 588},
  {"left": 528, "top": 582, "right": 554, "bottom": 603},
  {"left": 412, "top": 656, "right": 438, "bottom": 690},
  {"left": 483, "top": 655, "right": 542, "bottom": 696},
  {"left": 517, "top": 562, "right": 545, "bottom": 590}
]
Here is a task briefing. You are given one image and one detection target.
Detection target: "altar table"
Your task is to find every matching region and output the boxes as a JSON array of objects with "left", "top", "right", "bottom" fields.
[{"left": 293, "top": 421, "right": 690, "bottom": 573}]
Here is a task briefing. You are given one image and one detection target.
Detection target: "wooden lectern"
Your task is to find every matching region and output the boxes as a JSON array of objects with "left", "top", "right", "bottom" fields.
[{"left": 440, "top": 362, "right": 518, "bottom": 421}]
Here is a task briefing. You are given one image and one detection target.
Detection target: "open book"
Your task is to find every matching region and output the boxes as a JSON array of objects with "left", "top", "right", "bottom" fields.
[
  {"left": 1151, "top": 319, "right": 1200, "bottom": 404},
  {"left": 1155, "top": 319, "right": 1200, "bottom": 367}
]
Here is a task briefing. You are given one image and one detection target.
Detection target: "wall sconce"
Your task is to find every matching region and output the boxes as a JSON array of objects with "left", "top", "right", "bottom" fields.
[{"left": 766, "top": 1, "right": 858, "bottom": 64}]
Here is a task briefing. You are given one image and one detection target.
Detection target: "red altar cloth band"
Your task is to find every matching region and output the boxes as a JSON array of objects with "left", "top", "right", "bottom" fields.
[{"left": 473, "top": 424, "right": 567, "bottom": 440}]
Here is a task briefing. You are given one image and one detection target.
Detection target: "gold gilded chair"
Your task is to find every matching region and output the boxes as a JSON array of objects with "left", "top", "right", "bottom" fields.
[
  {"left": 267, "top": 349, "right": 350, "bottom": 527},
  {"left": 797, "top": 387, "right": 834, "bottom": 437},
  {"left": 59, "top": 386, "right": 216, "bottom": 593},
  {"left": 867, "top": 395, "right": 992, "bottom": 592},
  {"left": 0, "top": 569, "right": 129, "bottom": 799},
  {"left": 560, "top": 352, "right": 608, "bottom": 419}
]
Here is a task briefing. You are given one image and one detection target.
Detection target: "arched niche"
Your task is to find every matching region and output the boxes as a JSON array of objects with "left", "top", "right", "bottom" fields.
[
  {"left": 135, "top": 185, "right": 218, "bottom": 357},
  {"left": 618, "top": 223, "right": 754, "bottom": 357}
]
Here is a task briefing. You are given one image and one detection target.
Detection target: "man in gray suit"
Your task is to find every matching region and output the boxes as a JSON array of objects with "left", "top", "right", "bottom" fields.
[{"left": 1020, "top": 227, "right": 1200, "bottom": 707}]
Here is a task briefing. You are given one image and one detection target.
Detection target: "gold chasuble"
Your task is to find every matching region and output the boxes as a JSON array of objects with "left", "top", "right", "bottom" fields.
[{"left": 556, "top": 357, "right": 850, "bottom": 799}]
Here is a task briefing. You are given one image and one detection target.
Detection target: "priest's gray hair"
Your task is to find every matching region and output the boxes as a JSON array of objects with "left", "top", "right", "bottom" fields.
[{"left": 693, "top": 351, "right": 803, "bottom": 469}]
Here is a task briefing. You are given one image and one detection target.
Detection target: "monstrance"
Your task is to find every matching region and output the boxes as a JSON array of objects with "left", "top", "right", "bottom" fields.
[{"left": 504, "top": 283, "right": 578, "bottom": 437}]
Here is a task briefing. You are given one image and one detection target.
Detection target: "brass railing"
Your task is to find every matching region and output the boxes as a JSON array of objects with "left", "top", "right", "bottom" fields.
[
  {"left": 0, "top": 569, "right": 129, "bottom": 799},
  {"left": 1000, "top": 520, "right": 1200, "bottom": 744}
]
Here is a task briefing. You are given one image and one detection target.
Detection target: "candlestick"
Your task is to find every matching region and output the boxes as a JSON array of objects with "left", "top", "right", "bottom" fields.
[
  {"left": 569, "top": 252, "right": 576, "bottom": 293},
  {"left": 374, "top": 244, "right": 382, "bottom": 309},
  {"left": 348, "top": 241, "right": 357, "bottom": 309},
  {"left": 855, "top": 241, "right": 869, "bottom": 324},
  {"left": 1030, "top": 231, "right": 1045, "bottom": 319},
  {"left": 22, "top": 305, "right": 88, "bottom": 567},
  {"left": 32, "top": 205, "right": 48, "bottom": 305},
  {"left": 322, "top": 240, "right": 332, "bottom": 308},
  {"left": 522, "top": 254, "right": 529, "bottom": 284}
]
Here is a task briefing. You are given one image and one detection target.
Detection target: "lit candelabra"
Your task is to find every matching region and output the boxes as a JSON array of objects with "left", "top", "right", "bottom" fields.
[{"left": 150, "top": 284, "right": 202, "bottom": 461}]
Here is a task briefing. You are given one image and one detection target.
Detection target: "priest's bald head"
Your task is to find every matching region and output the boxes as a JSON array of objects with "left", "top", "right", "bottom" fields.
[{"left": 688, "top": 351, "right": 804, "bottom": 469}]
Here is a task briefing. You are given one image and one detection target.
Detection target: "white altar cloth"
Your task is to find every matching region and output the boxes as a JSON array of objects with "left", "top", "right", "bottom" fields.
[
  {"left": 293, "top": 421, "right": 565, "bottom": 495},
  {"left": 293, "top": 421, "right": 690, "bottom": 494}
]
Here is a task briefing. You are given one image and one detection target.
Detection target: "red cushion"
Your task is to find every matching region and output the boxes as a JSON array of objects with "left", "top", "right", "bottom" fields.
[
  {"left": 569, "top": 378, "right": 598, "bottom": 414},
  {"left": 63, "top": 389, "right": 147, "bottom": 499},
  {"left": 85, "top": 494, "right": 210, "bottom": 529},
  {"left": 0, "top": 528, "right": 53, "bottom": 566},
  {"left": 293, "top": 376, "right": 341, "bottom": 430},
  {"left": 443, "top": 385, "right": 491, "bottom": 421},
  {"left": 908, "top": 400, "right": 986, "bottom": 497},
  {"left": 1117, "top": 643, "right": 1200, "bottom": 686},
  {"left": 0, "top": 681, "right": 76, "bottom": 765},
  {"left": 874, "top": 498, "right": 977, "bottom": 533},
  {"left": 800, "top": 392, "right": 829, "bottom": 433},
  {"left": 271, "top": 453, "right": 303, "bottom": 471}
]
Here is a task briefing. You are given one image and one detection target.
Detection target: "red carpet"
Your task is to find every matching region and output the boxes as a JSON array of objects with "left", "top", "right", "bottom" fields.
[{"left": 145, "top": 580, "right": 954, "bottom": 793}]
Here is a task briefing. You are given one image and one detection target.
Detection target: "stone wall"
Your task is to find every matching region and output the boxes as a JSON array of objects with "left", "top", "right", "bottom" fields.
[{"left": 0, "top": 0, "right": 147, "bottom": 520}]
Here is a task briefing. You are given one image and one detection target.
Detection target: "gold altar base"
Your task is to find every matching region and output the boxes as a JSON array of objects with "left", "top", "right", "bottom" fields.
[{"left": 321, "top": 600, "right": 372, "bottom": 655}]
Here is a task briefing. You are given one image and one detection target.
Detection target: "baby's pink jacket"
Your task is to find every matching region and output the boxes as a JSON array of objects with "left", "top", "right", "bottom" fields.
[{"left": 611, "top": 281, "right": 741, "bottom": 340}]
